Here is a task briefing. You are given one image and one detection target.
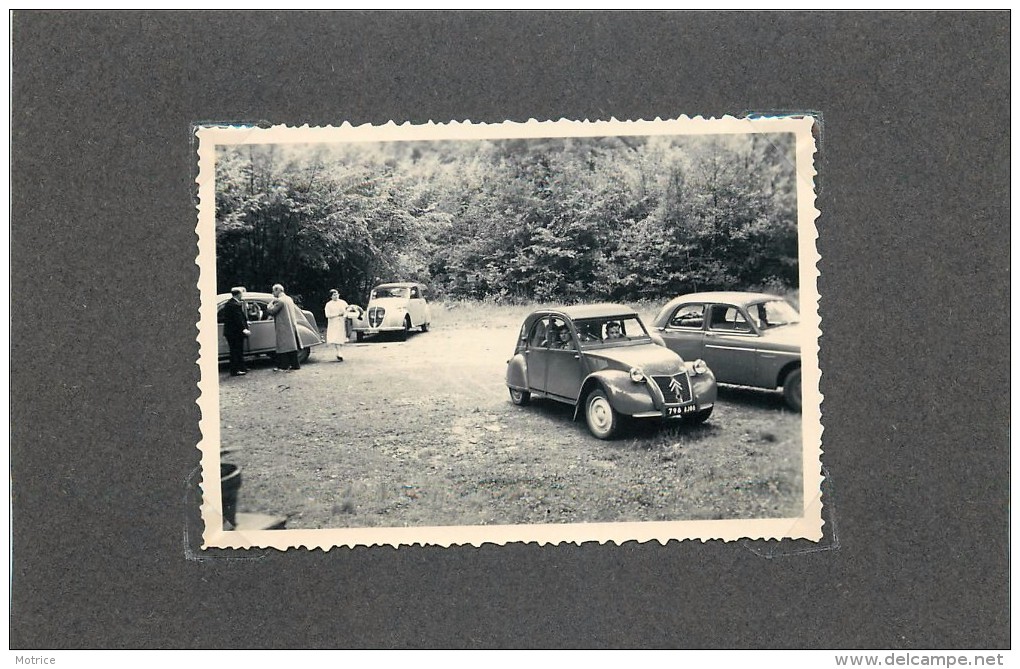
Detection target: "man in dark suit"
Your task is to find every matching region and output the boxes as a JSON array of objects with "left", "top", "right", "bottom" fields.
[{"left": 220, "top": 286, "right": 251, "bottom": 376}]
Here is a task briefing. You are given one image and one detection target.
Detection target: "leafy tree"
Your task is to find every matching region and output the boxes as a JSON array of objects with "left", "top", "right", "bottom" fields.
[{"left": 213, "top": 132, "right": 801, "bottom": 314}]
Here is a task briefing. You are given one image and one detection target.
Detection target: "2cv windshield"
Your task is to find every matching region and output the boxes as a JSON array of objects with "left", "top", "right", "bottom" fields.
[{"left": 574, "top": 316, "right": 650, "bottom": 347}]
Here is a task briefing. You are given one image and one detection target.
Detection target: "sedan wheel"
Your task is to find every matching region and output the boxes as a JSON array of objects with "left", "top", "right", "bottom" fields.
[
  {"left": 399, "top": 316, "right": 410, "bottom": 342},
  {"left": 783, "top": 368, "right": 802, "bottom": 412},
  {"left": 585, "top": 388, "right": 619, "bottom": 440},
  {"left": 509, "top": 387, "right": 531, "bottom": 406},
  {"left": 297, "top": 347, "right": 311, "bottom": 364}
]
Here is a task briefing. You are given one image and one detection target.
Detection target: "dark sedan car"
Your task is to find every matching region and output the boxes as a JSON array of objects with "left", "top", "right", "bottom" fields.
[
  {"left": 651, "top": 291, "right": 802, "bottom": 410},
  {"left": 216, "top": 291, "right": 322, "bottom": 364}
]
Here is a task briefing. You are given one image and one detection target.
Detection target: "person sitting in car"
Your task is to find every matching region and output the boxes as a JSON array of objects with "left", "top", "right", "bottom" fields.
[
  {"left": 605, "top": 321, "right": 625, "bottom": 340},
  {"left": 550, "top": 325, "right": 575, "bottom": 350},
  {"left": 246, "top": 301, "right": 264, "bottom": 321},
  {"left": 541, "top": 322, "right": 561, "bottom": 348}
]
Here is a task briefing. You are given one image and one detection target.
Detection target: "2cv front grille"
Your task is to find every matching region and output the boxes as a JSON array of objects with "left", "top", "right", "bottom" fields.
[{"left": 653, "top": 374, "right": 693, "bottom": 405}]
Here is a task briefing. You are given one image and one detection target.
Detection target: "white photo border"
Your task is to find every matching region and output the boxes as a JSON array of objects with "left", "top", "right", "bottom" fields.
[{"left": 195, "top": 116, "right": 823, "bottom": 549}]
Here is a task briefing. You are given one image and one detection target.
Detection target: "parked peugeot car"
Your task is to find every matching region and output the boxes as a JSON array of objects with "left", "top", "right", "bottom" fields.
[
  {"left": 651, "top": 292, "right": 802, "bottom": 410},
  {"left": 350, "top": 282, "right": 431, "bottom": 341},
  {"left": 216, "top": 291, "right": 323, "bottom": 364},
  {"left": 506, "top": 304, "right": 717, "bottom": 439}
]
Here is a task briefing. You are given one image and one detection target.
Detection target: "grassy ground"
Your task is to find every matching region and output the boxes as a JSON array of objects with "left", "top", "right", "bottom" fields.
[{"left": 220, "top": 300, "right": 804, "bottom": 529}]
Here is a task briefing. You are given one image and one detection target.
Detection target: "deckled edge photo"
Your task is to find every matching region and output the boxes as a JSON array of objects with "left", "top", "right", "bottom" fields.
[{"left": 195, "top": 116, "right": 823, "bottom": 550}]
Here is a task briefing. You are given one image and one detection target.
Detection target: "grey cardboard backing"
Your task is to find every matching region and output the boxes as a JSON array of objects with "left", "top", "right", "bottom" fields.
[{"left": 10, "top": 11, "right": 1009, "bottom": 649}]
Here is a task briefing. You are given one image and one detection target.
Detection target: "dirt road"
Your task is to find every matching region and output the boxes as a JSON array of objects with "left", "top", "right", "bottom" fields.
[{"left": 218, "top": 321, "right": 803, "bottom": 529}]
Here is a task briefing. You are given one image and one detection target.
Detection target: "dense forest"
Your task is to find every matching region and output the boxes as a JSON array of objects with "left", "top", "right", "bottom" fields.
[{"left": 214, "top": 133, "right": 800, "bottom": 314}]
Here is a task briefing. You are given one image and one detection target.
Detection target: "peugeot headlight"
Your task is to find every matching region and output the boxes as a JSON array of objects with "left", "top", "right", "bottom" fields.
[{"left": 629, "top": 367, "right": 646, "bottom": 383}]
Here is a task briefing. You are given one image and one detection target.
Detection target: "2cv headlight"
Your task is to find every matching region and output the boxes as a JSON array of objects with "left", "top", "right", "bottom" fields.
[
  {"left": 629, "top": 367, "right": 646, "bottom": 383},
  {"left": 689, "top": 359, "right": 709, "bottom": 375}
]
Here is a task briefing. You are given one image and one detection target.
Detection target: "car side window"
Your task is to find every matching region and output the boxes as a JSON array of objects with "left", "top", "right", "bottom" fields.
[
  {"left": 708, "top": 305, "right": 751, "bottom": 332},
  {"left": 529, "top": 319, "right": 550, "bottom": 348},
  {"left": 410, "top": 286, "right": 420, "bottom": 299},
  {"left": 245, "top": 301, "right": 266, "bottom": 321},
  {"left": 537, "top": 318, "right": 569, "bottom": 348},
  {"left": 670, "top": 304, "right": 705, "bottom": 329},
  {"left": 551, "top": 326, "right": 575, "bottom": 350}
]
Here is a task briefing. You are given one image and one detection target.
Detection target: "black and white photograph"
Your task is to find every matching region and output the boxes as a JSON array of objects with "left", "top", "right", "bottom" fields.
[
  {"left": 197, "top": 117, "right": 821, "bottom": 549},
  {"left": 13, "top": 9, "right": 1009, "bottom": 653}
]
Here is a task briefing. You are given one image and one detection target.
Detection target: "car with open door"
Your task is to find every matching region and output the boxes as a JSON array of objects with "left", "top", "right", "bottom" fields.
[{"left": 216, "top": 291, "right": 322, "bottom": 365}]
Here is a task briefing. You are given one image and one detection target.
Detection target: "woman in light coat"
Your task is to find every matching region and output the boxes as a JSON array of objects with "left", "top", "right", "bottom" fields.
[{"left": 324, "top": 289, "right": 349, "bottom": 361}]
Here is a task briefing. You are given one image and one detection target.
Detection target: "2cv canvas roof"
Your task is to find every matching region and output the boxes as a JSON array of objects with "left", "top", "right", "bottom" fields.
[{"left": 523, "top": 303, "right": 637, "bottom": 322}]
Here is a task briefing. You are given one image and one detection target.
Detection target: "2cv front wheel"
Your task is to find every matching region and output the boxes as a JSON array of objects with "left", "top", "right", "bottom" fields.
[{"left": 584, "top": 388, "right": 619, "bottom": 440}]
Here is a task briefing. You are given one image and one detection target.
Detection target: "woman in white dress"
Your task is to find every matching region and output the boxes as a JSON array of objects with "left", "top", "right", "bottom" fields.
[{"left": 324, "top": 289, "right": 349, "bottom": 361}]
